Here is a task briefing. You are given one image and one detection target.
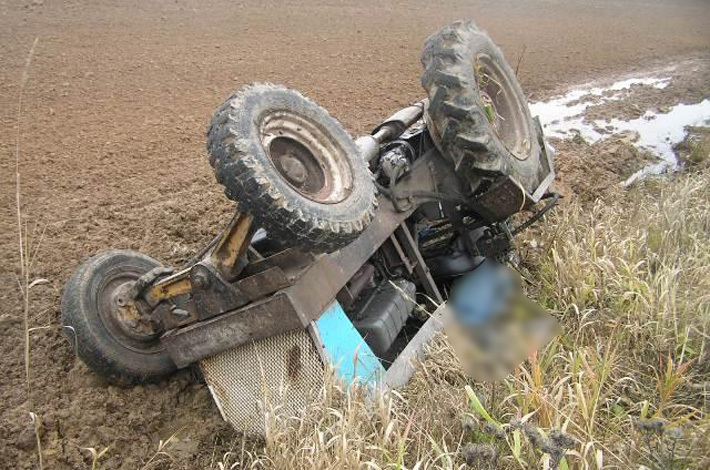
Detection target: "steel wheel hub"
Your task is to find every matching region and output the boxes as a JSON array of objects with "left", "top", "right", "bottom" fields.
[
  {"left": 96, "top": 269, "right": 164, "bottom": 354},
  {"left": 260, "top": 110, "right": 354, "bottom": 204},
  {"left": 112, "top": 282, "right": 159, "bottom": 341}
]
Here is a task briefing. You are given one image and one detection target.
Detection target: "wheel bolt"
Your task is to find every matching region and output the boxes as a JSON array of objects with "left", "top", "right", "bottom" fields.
[{"left": 193, "top": 272, "right": 210, "bottom": 289}]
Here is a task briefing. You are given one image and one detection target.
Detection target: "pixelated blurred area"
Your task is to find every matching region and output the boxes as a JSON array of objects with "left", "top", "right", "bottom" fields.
[{"left": 444, "top": 259, "right": 560, "bottom": 381}]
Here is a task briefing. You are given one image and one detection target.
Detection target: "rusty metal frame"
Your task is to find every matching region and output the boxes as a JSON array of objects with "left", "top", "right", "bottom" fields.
[
  {"left": 387, "top": 234, "right": 414, "bottom": 274},
  {"left": 394, "top": 223, "right": 443, "bottom": 304},
  {"left": 157, "top": 146, "right": 453, "bottom": 366},
  {"left": 126, "top": 98, "right": 458, "bottom": 367},
  {"left": 209, "top": 213, "right": 254, "bottom": 277},
  {"left": 144, "top": 213, "right": 254, "bottom": 306},
  {"left": 161, "top": 194, "right": 416, "bottom": 367}
]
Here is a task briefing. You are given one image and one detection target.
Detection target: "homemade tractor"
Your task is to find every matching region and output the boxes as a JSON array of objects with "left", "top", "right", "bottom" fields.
[{"left": 62, "top": 21, "right": 556, "bottom": 433}]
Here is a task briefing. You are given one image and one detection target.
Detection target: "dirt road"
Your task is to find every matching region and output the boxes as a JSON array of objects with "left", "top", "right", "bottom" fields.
[{"left": 1, "top": 0, "right": 709, "bottom": 468}]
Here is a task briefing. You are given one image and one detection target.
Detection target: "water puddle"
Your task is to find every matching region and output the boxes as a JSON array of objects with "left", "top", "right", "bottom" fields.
[{"left": 529, "top": 76, "right": 710, "bottom": 185}]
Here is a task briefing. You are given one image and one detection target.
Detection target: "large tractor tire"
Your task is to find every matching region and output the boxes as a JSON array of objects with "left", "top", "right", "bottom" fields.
[
  {"left": 421, "top": 21, "right": 546, "bottom": 194},
  {"left": 207, "top": 84, "right": 377, "bottom": 253},
  {"left": 61, "top": 250, "right": 176, "bottom": 385}
]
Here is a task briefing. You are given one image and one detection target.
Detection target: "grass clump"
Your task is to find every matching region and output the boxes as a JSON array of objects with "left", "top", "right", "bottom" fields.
[{"left": 674, "top": 126, "right": 710, "bottom": 168}]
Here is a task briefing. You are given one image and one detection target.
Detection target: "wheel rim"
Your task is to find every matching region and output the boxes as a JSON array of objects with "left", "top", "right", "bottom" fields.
[
  {"left": 97, "top": 265, "right": 165, "bottom": 354},
  {"left": 260, "top": 110, "right": 354, "bottom": 204},
  {"left": 474, "top": 53, "right": 533, "bottom": 161}
]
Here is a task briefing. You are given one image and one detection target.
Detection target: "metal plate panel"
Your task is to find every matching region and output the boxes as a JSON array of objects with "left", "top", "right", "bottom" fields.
[
  {"left": 383, "top": 305, "right": 447, "bottom": 389},
  {"left": 162, "top": 293, "right": 302, "bottom": 368},
  {"left": 314, "top": 302, "right": 384, "bottom": 386},
  {"left": 201, "top": 302, "right": 387, "bottom": 436},
  {"left": 201, "top": 327, "right": 325, "bottom": 436}
]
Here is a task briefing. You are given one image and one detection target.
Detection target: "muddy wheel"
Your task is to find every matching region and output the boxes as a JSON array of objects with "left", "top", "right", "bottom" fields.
[
  {"left": 61, "top": 250, "right": 176, "bottom": 385},
  {"left": 421, "top": 21, "right": 545, "bottom": 194},
  {"left": 207, "top": 84, "right": 377, "bottom": 253}
]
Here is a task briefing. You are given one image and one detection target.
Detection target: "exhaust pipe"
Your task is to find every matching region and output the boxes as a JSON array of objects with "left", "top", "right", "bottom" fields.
[{"left": 356, "top": 99, "right": 428, "bottom": 162}]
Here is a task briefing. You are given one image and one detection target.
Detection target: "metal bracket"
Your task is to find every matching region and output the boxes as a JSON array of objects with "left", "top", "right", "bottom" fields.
[
  {"left": 143, "top": 212, "right": 254, "bottom": 307},
  {"left": 190, "top": 262, "right": 250, "bottom": 320},
  {"left": 210, "top": 212, "right": 254, "bottom": 279},
  {"left": 394, "top": 223, "right": 443, "bottom": 304},
  {"left": 128, "top": 266, "right": 176, "bottom": 301}
]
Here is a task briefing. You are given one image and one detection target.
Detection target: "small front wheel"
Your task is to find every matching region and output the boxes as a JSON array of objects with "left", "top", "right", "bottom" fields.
[{"left": 61, "top": 250, "right": 176, "bottom": 385}]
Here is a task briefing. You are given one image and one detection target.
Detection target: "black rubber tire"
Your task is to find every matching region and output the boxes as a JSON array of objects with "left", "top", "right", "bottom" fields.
[
  {"left": 61, "top": 250, "right": 176, "bottom": 385},
  {"left": 207, "top": 84, "right": 377, "bottom": 253},
  {"left": 421, "top": 21, "right": 545, "bottom": 194}
]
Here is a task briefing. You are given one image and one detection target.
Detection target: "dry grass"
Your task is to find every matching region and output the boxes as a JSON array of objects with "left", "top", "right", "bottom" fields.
[
  {"left": 207, "top": 165, "right": 710, "bottom": 469},
  {"left": 13, "top": 36, "right": 46, "bottom": 470}
]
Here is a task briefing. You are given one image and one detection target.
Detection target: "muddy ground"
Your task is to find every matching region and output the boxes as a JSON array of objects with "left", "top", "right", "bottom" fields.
[
  {"left": 1, "top": 0, "right": 710, "bottom": 468},
  {"left": 540, "top": 55, "right": 710, "bottom": 200}
]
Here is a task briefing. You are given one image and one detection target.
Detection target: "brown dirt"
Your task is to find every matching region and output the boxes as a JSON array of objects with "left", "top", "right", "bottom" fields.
[
  {"left": 582, "top": 55, "right": 710, "bottom": 123},
  {"left": 550, "top": 133, "right": 658, "bottom": 202},
  {"left": 542, "top": 55, "right": 710, "bottom": 200},
  {"left": 1, "top": 0, "right": 710, "bottom": 468}
]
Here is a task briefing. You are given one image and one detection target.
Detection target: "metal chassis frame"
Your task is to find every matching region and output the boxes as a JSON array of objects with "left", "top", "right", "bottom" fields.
[
  {"left": 136, "top": 97, "right": 555, "bottom": 369},
  {"left": 158, "top": 143, "right": 456, "bottom": 367},
  {"left": 144, "top": 212, "right": 254, "bottom": 306},
  {"left": 161, "top": 193, "right": 417, "bottom": 367}
]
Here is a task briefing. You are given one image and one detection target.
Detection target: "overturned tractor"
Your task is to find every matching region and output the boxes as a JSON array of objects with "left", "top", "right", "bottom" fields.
[{"left": 62, "top": 21, "right": 556, "bottom": 434}]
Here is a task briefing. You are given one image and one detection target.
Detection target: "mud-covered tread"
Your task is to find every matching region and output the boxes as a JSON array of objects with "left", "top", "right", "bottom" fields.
[
  {"left": 421, "top": 20, "right": 545, "bottom": 193},
  {"left": 456, "top": 133, "right": 490, "bottom": 151},
  {"left": 441, "top": 101, "right": 474, "bottom": 120},
  {"left": 207, "top": 84, "right": 377, "bottom": 252}
]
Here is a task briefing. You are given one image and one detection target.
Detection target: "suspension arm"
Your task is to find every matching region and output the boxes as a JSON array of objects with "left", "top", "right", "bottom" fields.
[{"left": 142, "top": 212, "right": 254, "bottom": 306}]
